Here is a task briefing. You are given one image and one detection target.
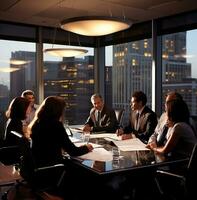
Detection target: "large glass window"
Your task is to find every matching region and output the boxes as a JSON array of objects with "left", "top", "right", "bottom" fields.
[
  {"left": 162, "top": 31, "right": 197, "bottom": 116},
  {"left": 0, "top": 40, "right": 36, "bottom": 139},
  {"left": 43, "top": 44, "right": 94, "bottom": 125},
  {"left": 105, "top": 39, "right": 153, "bottom": 125}
]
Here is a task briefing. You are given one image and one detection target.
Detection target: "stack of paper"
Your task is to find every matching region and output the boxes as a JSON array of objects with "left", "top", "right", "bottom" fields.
[
  {"left": 77, "top": 147, "right": 113, "bottom": 161},
  {"left": 112, "top": 138, "right": 150, "bottom": 151}
]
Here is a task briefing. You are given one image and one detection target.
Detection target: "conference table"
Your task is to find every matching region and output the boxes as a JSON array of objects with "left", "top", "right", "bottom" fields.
[
  {"left": 63, "top": 130, "right": 189, "bottom": 200},
  {"left": 65, "top": 130, "right": 188, "bottom": 175}
]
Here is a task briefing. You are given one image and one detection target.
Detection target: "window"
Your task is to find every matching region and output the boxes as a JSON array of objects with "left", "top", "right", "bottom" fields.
[
  {"left": 162, "top": 31, "right": 197, "bottom": 116},
  {"left": 0, "top": 40, "right": 36, "bottom": 137},
  {"left": 105, "top": 39, "right": 152, "bottom": 125},
  {"left": 43, "top": 44, "right": 94, "bottom": 125}
]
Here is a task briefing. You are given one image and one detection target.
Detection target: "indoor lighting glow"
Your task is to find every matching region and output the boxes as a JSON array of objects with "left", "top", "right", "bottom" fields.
[
  {"left": 43, "top": 48, "right": 88, "bottom": 57},
  {"left": 10, "top": 59, "right": 29, "bottom": 65},
  {"left": 0, "top": 67, "right": 20, "bottom": 73},
  {"left": 60, "top": 16, "right": 132, "bottom": 36}
]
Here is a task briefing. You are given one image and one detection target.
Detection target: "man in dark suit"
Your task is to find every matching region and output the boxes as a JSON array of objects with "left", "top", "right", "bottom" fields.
[
  {"left": 116, "top": 91, "right": 158, "bottom": 143},
  {"left": 83, "top": 93, "right": 118, "bottom": 133}
]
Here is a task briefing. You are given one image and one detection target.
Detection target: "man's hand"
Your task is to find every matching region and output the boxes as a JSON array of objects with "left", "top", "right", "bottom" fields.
[
  {"left": 115, "top": 127, "right": 124, "bottom": 136},
  {"left": 82, "top": 124, "right": 92, "bottom": 132},
  {"left": 121, "top": 133, "right": 133, "bottom": 140}
]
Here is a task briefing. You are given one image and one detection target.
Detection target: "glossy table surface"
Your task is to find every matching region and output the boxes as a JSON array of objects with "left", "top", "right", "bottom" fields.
[{"left": 67, "top": 136, "right": 189, "bottom": 175}]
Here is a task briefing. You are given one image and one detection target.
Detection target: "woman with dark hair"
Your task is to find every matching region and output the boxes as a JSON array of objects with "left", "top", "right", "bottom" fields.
[
  {"left": 4, "top": 97, "right": 30, "bottom": 146},
  {"left": 149, "top": 99, "right": 197, "bottom": 158},
  {"left": 28, "top": 96, "right": 93, "bottom": 167}
]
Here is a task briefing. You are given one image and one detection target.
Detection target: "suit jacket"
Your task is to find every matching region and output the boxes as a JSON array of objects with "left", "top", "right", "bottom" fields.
[
  {"left": 124, "top": 106, "right": 158, "bottom": 143},
  {"left": 85, "top": 105, "right": 118, "bottom": 133}
]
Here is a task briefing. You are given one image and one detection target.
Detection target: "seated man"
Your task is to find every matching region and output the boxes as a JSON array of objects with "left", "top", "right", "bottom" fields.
[
  {"left": 83, "top": 93, "right": 118, "bottom": 133},
  {"left": 116, "top": 91, "right": 158, "bottom": 143}
]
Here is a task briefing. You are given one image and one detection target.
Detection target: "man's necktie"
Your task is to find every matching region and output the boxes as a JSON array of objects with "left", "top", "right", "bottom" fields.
[
  {"left": 157, "top": 125, "right": 168, "bottom": 146},
  {"left": 96, "top": 111, "right": 101, "bottom": 126},
  {"left": 135, "top": 112, "right": 140, "bottom": 130}
]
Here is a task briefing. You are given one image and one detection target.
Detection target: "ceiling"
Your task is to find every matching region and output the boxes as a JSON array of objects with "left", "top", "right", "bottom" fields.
[{"left": 0, "top": 0, "right": 197, "bottom": 29}]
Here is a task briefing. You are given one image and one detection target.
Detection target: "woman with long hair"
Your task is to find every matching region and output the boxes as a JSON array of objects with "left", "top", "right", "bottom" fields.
[
  {"left": 28, "top": 96, "right": 93, "bottom": 167},
  {"left": 149, "top": 99, "right": 197, "bottom": 159},
  {"left": 4, "top": 96, "right": 30, "bottom": 146}
]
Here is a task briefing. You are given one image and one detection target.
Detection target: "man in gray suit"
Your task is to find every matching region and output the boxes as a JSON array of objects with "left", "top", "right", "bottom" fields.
[
  {"left": 116, "top": 91, "right": 158, "bottom": 143},
  {"left": 83, "top": 94, "right": 118, "bottom": 133}
]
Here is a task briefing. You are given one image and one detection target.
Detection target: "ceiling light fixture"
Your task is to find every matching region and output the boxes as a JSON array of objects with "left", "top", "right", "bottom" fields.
[
  {"left": 0, "top": 67, "right": 20, "bottom": 73},
  {"left": 43, "top": 28, "right": 88, "bottom": 57},
  {"left": 43, "top": 48, "right": 88, "bottom": 57},
  {"left": 60, "top": 16, "right": 132, "bottom": 36},
  {"left": 10, "top": 59, "right": 29, "bottom": 65}
]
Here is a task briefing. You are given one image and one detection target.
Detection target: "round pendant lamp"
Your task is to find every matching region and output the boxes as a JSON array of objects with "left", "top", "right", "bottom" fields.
[{"left": 60, "top": 16, "right": 132, "bottom": 36}]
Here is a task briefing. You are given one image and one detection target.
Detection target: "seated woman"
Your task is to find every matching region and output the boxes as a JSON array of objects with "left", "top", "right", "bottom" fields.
[
  {"left": 24, "top": 96, "right": 93, "bottom": 198},
  {"left": 148, "top": 99, "right": 197, "bottom": 159},
  {"left": 4, "top": 97, "right": 30, "bottom": 146},
  {"left": 28, "top": 96, "right": 93, "bottom": 167}
]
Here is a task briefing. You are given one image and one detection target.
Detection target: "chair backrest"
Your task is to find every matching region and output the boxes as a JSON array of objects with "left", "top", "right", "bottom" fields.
[
  {"left": 190, "top": 116, "right": 197, "bottom": 138},
  {"left": 114, "top": 108, "right": 125, "bottom": 126},
  {"left": 0, "top": 145, "right": 20, "bottom": 165},
  {"left": 19, "top": 136, "right": 65, "bottom": 191},
  {"left": 186, "top": 143, "right": 197, "bottom": 197},
  {"left": 187, "top": 143, "right": 197, "bottom": 172},
  {"left": 10, "top": 131, "right": 65, "bottom": 192}
]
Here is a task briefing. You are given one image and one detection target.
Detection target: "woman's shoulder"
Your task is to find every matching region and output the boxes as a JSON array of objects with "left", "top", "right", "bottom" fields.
[{"left": 173, "top": 122, "right": 194, "bottom": 135}]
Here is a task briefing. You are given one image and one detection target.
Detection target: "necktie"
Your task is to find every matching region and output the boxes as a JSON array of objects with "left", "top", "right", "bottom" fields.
[
  {"left": 96, "top": 111, "right": 101, "bottom": 126},
  {"left": 157, "top": 125, "right": 168, "bottom": 146},
  {"left": 135, "top": 113, "right": 140, "bottom": 130}
]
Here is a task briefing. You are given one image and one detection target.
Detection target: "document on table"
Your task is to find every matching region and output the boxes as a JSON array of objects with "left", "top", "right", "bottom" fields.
[
  {"left": 69, "top": 125, "right": 84, "bottom": 133},
  {"left": 77, "top": 147, "right": 113, "bottom": 162},
  {"left": 112, "top": 138, "right": 150, "bottom": 151},
  {"left": 69, "top": 136, "right": 81, "bottom": 143},
  {"left": 70, "top": 127, "right": 83, "bottom": 133},
  {"left": 74, "top": 142, "right": 102, "bottom": 148},
  {"left": 90, "top": 133, "right": 122, "bottom": 141}
]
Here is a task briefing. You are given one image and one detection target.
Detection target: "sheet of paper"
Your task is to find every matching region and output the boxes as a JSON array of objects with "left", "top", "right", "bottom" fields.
[
  {"left": 77, "top": 147, "right": 113, "bottom": 162},
  {"left": 69, "top": 136, "right": 81, "bottom": 143},
  {"left": 70, "top": 127, "right": 83, "bottom": 133},
  {"left": 90, "top": 133, "right": 121, "bottom": 141},
  {"left": 69, "top": 125, "right": 84, "bottom": 133},
  {"left": 74, "top": 142, "right": 102, "bottom": 148},
  {"left": 113, "top": 138, "right": 150, "bottom": 151}
]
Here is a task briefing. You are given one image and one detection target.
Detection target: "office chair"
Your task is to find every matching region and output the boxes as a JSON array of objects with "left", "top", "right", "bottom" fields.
[
  {"left": 114, "top": 108, "right": 125, "bottom": 126},
  {"left": 0, "top": 145, "right": 20, "bottom": 165},
  {"left": 190, "top": 116, "right": 197, "bottom": 138},
  {"left": 155, "top": 143, "right": 197, "bottom": 200},
  {"left": 3, "top": 131, "right": 65, "bottom": 200}
]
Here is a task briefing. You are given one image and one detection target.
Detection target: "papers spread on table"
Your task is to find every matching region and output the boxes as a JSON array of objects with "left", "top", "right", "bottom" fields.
[
  {"left": 69, "top": 125, "right": 84, "bottom": 133},
  {"left": 69, "top": 136, "right": 81, "bottom": 143},
  {"left": 90, "top": 133, "right": 122, "bottom": 141},
  {"left": 70, "top": 127, "right": 83, "bottom": 133},
  {"left": 112, "top": 138, "right": 150, "bottom": 151},
  {"left": 74, "top": 142, "right": 102, "bottom": 148},
  {"left": 77, "top": 147, "right": 113, "bottom": 162}
]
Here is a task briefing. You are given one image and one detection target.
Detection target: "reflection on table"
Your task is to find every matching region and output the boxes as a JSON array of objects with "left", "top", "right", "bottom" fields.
[{"left": 67, "top": 136, "right": 188, "bottom": 175}]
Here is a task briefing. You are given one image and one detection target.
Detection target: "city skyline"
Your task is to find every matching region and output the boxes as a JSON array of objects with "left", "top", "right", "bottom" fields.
[{"left": 0, "top": 30, "right": 197, "bottom": 88}]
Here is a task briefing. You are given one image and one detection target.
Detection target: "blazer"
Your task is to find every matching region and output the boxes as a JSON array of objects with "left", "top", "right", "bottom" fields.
[
  {"left": 124, "top": 106, "right": 158, "bottom": 143},
  {"left": 85, "top": 105, "right": 118, "bottom": 133}
]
